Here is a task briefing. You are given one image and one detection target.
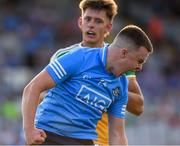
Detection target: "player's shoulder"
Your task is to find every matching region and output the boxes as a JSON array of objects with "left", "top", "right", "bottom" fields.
[
  {"left": 56, "top": 44, "right": 80, "bottom": 57},
  {"left": 50, "top": 43, "right": 81, "bottom": 62}
]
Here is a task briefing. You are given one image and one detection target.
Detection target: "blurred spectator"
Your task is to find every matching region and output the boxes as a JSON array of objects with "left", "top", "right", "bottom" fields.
[{"left": 147, "top": 15, "right": 164, "bottom": 45}]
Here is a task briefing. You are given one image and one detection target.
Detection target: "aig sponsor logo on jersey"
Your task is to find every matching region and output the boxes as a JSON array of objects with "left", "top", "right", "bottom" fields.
[{"left": 76, "top": 85, "right": 112, "bottom": 113}]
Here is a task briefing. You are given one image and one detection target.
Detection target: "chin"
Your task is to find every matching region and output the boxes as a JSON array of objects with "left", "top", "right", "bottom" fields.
[{"left": 87, "top": 38, "right": 97, "bottom": 43}]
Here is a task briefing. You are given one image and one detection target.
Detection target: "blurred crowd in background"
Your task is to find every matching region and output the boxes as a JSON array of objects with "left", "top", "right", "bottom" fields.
[{"left": 0, "top": 0, "right": 179, "bottom": 144}]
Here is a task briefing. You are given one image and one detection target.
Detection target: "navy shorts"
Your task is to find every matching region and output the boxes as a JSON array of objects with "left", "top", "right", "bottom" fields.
[{"left": 41, "top": 130, "right": 94, "bottom": 145}]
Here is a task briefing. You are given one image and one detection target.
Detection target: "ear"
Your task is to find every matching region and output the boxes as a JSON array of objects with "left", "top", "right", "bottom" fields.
[
  {"left": 121, "top": 48, "right": 128, "bottom": 58},
  {"left": 105, "top": 23, "right": 112, "bottom": 37},
  {"left": 107, "top": 23, "right": 112, "bottom": 32},
  {"left": 78, "top": 17, "right": 82, "bottom": 30}
]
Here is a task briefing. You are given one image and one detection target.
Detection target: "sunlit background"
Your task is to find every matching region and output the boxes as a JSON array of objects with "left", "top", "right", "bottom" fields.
[{"left": 0, "top": 0, "right": 179, "bottom": 144}]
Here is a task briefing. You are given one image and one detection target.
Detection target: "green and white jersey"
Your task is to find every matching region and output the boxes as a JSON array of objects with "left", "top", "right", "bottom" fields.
[{"left": 50, "top": 44, "right": 78, "bottom": 62}]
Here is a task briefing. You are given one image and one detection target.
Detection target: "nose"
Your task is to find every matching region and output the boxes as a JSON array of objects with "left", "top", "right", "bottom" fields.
[{"left": 87, "top": 20, "right": 95, "bottom": 28}]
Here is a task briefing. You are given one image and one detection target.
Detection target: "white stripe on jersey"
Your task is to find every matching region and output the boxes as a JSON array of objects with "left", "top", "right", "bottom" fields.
[
  {"left": 123, "top": 104, "right": 127, "bottom": 108},
  {"left": 55, "top": 60, "right": 67, "bottom": 75},
  {"left": 122, "top": 108, "right": 126, "bottom": 112},
  {"left": 122, "top": 104, "right": 126, "bottom": 112},
  {"left": 50, "top": 61, "right": 67, "bottom": 79},
  {"left": 121, "top": 111, "right": 125, "bottom": 115},
  {"left": 121, "top": 105, "right": 126, "bottom": 115},
  {"left": 50, "top": 64, "right": 62, "bottom": 79},
  {"left": 52, "top": 61, "right": 64, "bottom": 77}
]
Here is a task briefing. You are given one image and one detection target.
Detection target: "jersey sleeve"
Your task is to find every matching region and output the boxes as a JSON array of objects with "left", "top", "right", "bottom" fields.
[
  {"left": 46, "top": 49, "right": 83, "bottom": 84},
  {"left": 107, "top": 77, "right": 128, "bottom": 118},
  {"left": 124, "top": 70, "right": 136, "bottom": 80}
]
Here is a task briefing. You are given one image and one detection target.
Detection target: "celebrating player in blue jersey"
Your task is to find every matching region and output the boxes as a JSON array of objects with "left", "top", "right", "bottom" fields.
[
  {"left": 22, "top": 25, "right": 153, "bottom": 145},
  {"left": 39, "top": 0, "right": 148, "bottom": 145}
]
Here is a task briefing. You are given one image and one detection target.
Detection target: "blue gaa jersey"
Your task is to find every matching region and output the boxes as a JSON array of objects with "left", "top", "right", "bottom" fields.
[{"left": 35, "top": 43, "right": 128, "bottom": 140}]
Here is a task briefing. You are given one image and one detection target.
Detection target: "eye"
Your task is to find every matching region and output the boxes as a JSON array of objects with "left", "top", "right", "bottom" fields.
[
  {"left": 138, "top": 59, "right": 144, "bottom": 64},
  {"left": 84, "top": 16, "right": 91, "bottom": 22},
  {"left": 95, "top": 18, "right": 103, "bottom": 24}
]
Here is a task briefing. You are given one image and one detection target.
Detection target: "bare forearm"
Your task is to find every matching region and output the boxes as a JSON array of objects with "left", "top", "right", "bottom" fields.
[
  {"left": 109, "top": 132, "right": 128, "bottom": 145},
  {"left": 22, "top": 84, "right": 40, "bottom": 130},
  {"left": 127, "top": 79, "right": 144, "bottom": 115},
  {"left": 127, "top": 91, "right": 144, "bottom": 115},
  {"left": 108, "top": 115, "right": 128, "bottom": 145}
]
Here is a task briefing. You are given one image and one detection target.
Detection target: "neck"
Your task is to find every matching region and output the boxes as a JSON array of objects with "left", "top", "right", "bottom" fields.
[
  {"left": 106, "top": 47, "right": 113, "bottom": 73},
  {"left": 106, "top": 46, "right": 123, "bottom": 77}
]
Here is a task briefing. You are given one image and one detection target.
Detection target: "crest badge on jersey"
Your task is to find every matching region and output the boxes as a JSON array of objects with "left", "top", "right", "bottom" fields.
[{"left": 112, "top": 87, "right": 120, "bottom": 97}]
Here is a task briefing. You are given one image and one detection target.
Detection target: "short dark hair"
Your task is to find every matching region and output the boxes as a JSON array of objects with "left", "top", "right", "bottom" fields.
[
  {"left": 79, "top": 0, "right": 118, "bottom": 21},
  {"left": 117, "top": 25, "right": 153, "bottom": 53}
]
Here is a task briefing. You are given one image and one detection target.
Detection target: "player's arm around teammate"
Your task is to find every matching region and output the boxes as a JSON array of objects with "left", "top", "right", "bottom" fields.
[{"left": 127, "top": 78, "right": 144, "bottom": 115}]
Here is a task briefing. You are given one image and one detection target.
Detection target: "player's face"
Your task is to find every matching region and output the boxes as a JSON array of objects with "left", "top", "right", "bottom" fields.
[
  {"left": 112, "top": 47, "right": 150, "bottom": 77},
  {"left": 128, "top": 46, "right": 150, "bottom": 72},
  {"left": 78, "top": 8, "right": 112, "bottom": 48}
]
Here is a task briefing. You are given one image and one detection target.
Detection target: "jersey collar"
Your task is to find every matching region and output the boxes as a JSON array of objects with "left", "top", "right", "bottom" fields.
[
  {"left": 99, "top": 44, "right": 109, "bottom": 68},
  {"left": 78, "top": 42, "right": 107, "bottom": 48}
]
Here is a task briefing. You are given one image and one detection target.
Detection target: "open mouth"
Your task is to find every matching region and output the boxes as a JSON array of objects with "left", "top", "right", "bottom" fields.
[{"left": 86, "top": 31, "right": 96, "bottom": 37}]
